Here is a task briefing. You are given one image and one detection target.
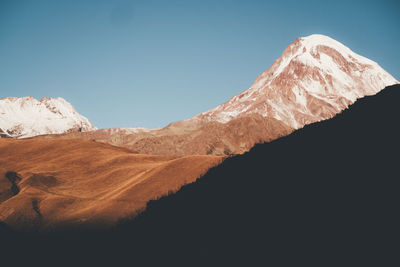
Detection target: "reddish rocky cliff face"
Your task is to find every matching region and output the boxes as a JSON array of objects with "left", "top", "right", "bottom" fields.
[{"left": 129, "top": 114, "right": 292, "bottom": 156}]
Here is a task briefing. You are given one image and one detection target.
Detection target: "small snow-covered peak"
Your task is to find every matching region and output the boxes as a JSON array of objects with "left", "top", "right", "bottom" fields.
[
  {"left": 298, "top": 34, "right": 379, "bottom": 67},
  {"left": 0, "top": 96, "right": 96, "bottom": 138},
  {"left": 301, "top": 34, "right": 348, "bottom": 50}
]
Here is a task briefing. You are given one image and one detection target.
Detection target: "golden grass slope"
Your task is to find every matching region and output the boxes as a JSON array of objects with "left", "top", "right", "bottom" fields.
[{"left": 0, "top": 138, "right": 224, "bottom": 230}]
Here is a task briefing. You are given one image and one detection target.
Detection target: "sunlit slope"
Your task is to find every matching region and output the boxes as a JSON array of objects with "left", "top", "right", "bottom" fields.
[{"left": 0, "top": 138, "right": 223, "bottom": 230}]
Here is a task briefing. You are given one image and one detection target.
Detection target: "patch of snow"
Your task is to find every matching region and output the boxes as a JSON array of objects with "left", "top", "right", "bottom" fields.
[{"left": 292, "top": 86, "right": 307, "bottom": 107}]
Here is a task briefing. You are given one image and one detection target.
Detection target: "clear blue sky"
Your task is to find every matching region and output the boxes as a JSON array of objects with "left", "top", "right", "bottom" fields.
[{"left": 1, "top": 0, "right": 399, "bottom": 129}]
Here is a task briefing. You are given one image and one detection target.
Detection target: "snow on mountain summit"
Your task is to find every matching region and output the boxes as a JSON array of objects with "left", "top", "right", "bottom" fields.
[
  {"left": 194, "top": 34, "right": 398, "bottom": 129},
  {"left": 0, "top": 96, "right": 96, "bottom": 138}
]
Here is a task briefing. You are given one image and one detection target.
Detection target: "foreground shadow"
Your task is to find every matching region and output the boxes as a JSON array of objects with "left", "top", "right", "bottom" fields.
[{"left": 1, "top": 85, "right": 399, "bottom": 266}]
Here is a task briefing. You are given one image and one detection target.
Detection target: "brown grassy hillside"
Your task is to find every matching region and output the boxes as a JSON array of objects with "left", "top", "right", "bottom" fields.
[{"left": 0, "top": 138, "right": 224, "bottom": 231}]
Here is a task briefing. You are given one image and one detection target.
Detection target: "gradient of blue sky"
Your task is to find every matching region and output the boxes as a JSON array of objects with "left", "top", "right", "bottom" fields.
[{"left": 1, "top": 0, "right": 399, "bottom": 128}]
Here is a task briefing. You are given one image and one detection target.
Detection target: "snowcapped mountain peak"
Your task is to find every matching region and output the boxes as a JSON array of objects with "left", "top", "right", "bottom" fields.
[
  {"left": 0, "top": 96, "right": 96, "bottom": 138},
  {"left": 285, "top": 34, "right": 366, "bottom": 61},
  {"left": 300, "top": 34, "right": 352, "bottom": 52},
  {"left": 194, "top": 34, "right": 398, "bottom": 129}
]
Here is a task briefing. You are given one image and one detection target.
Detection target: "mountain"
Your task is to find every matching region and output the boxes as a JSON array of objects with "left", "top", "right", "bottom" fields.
[
  {"left": 0, "top": 96, "right": 96, "bottom": 138},
  {"left": 2, "top": 84, "right": 399, "bottom": 267},
  {"left": 35, "top": 34, "right": 398, "bottom": 156},
  {"left": 192, "top": 34, "right": 398, "bottom": 128}
]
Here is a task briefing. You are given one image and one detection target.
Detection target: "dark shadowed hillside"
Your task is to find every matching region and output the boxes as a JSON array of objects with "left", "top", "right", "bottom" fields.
[{"left": 1, "top": 85, "right": 399, "bottom": 267}]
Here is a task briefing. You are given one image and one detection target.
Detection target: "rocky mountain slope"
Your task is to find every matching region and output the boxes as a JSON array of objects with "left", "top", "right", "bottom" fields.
[
  {"left": 39, "top": 114, "right": 292, "bottom": 156},
  {"left": 0, "top": 96, "right": 96, "bottom": 138},
  {"left": 192, "top": 34, "right": 398, "bottom": 128}
]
